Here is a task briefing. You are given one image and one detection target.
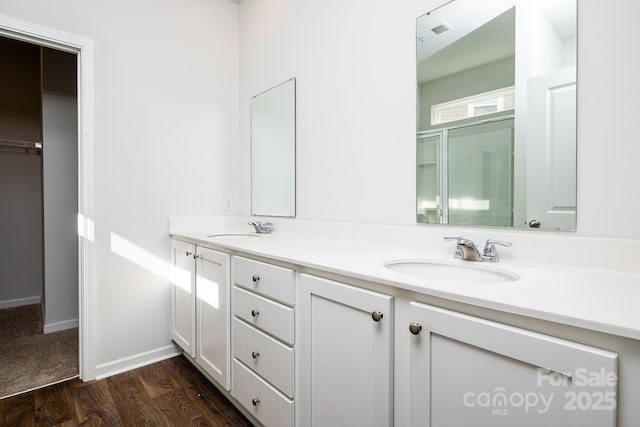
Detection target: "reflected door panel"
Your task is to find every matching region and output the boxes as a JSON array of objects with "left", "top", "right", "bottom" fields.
[{"left": 526, "top": 67, "right": 577, "bottom": 230}]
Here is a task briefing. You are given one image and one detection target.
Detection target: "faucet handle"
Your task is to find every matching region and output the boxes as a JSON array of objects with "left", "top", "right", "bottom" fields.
[
  {"left": 444, "top": 236, "right": 464, "bottom": 259},
  {"left": 483, "top": 239, "right": 512, "bottom": 262},
  {"left": 247, "top": 221, "right": 273, "bottom": 234}
]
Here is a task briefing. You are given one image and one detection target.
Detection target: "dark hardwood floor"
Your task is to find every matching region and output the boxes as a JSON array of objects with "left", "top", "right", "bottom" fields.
[{"left": 0, "top": 355, "right": 254, "bottom": 426}]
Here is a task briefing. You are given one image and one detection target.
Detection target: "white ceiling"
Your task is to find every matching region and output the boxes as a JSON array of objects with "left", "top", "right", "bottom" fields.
[{"left": 417, "top": 0, "right": 577, "bottom": 84}]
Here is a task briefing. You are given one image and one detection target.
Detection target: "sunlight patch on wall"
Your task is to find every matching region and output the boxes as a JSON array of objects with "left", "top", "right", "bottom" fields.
[
  {"left": 77, "top": 213, "right": 95, "bottom": 241},
  {"left": 110, "top": 232, "right": 191, "bottom": 293}
]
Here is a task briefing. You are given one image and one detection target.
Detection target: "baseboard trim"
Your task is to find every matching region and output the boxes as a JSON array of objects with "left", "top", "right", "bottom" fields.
[
  {"left": 0, "top": 295, "right": 41, "bottom": 310},
  {"left": 44, "top": 318, "right": 79, "bottom": 334},
  {"left": 94, "top": 344, "right": 181, "bottom": 380}
]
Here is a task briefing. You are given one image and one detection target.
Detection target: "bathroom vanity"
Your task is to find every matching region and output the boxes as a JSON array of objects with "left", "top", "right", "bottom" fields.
[{"left": 168, "top": 220, "right": 640, "bottom": 426}]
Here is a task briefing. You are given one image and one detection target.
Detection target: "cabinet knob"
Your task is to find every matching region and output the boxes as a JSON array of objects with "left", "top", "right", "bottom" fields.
[
  {"left": 252, "top": 398, "right": 260, "bottom": 406},
  {"left": 251, "top": 309, "right": 260, "bottom": 318},
  {"left": 252, "top": 274, "right": 260, "bottom": 283},
  {"left": 409, "top": 322, "right": 423, "bottom": 335},
  {"left": 185, "top": 251, "right": 192, "bottom": 256},
  {"left": 371, "top": 311, "right": 384, "bottom": 322},
  {"left": 251, "top": 351, "right": 260, "bottom": 359},
  {"left": 193, "top": 254, "right": 200, "bottom": 259}
]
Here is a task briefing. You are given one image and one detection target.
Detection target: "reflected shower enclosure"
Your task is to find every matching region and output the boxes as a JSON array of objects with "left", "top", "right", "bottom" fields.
[
  {"left": 416, "top": 0, "right": 577, "bottom": 230},
  {"left": 417, "top": 118, "right": 514, "bottom": 226}
]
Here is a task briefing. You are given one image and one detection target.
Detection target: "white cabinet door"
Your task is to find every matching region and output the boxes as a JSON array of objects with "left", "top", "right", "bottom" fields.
[
  {"left": 170, "top": 239, "right": 196, "bottom": 357},
  {"left": 195, "top": 247, "right": 230, "bottom": 390},
  {"left": 299, "top": 274, "right": 393, "bottom": 427},
  {"left": 409, "top": 302, "right": 617, "bottom": 427}
]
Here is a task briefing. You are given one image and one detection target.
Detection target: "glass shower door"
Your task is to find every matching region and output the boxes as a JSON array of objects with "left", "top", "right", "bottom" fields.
[
  {"left": 416, "top": 133, "right": 442, "bottom": 223},
  {"left": 447, "top": 119, "right": 514, "bottom": 227}
]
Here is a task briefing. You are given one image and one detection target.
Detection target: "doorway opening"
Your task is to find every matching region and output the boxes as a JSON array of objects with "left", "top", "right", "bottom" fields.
[
  {"left": 0, "top": 14, "right": 96, "bottom": 393},
  {"left": 0, "top": 35, "right": 80, "bottom": 398}
]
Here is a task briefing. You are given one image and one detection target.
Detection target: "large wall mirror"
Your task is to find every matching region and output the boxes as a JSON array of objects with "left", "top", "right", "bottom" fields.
[
  {"left": 416, "top": 0, "right": 577, "bottom": 230},
  {"left": 251, "top": 78, "right": 296, "bottom": 217}
]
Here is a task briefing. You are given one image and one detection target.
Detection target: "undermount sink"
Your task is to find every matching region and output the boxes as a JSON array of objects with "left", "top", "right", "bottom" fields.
[{"left": 384, "top": 260, "right": 519, "bottom": 283}]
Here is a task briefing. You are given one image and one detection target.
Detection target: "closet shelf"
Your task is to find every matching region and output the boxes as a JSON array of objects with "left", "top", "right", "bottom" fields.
[{"left": 0, "top": 138, "right": 42, "bottom": 154}]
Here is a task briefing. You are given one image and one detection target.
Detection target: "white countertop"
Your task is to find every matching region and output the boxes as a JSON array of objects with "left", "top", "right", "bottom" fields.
[{"left": 171, "top": 229, "right": 640, "bottom": 341}]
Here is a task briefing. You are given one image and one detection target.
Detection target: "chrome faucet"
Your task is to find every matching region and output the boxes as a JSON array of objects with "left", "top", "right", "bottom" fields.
[
  {"left": 248, "top": 221, "right": 273, "bottom": 234},
  {"left": 444, "top": 236, "right": 512, "bottom": 262}
]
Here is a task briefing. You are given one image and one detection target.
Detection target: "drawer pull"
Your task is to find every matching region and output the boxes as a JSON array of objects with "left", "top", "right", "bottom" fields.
[
  {"left": 252, "top": 274, "right": 261, "bottom": 283},
  {"left": 251, "top": 309, "right": 260, "bottom": 318},
  {"left": 252, "top": 397, "right": 261, "bottom": 406},
  {"left": 409, "top": 322, "right": 423, "bottom": 335},
  {"left": 371, "top": 311, "right": 384, "bottom": 322},
  {"left": 251, "top": 351, "right": 260, "bottom": 359}
]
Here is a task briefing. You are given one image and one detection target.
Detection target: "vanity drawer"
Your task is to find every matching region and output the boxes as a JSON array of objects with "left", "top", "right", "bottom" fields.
[
  {"left": 233, "top": 318, "right": 294, "bottom": 398},
  {"left": 233, "top": 286, "right": 294, "bottom": 344},
  {"left": 232, "top": 256, "right": 295, "bottom": 305},
  {"left": 232, "top": 359, "right": 294, "bottom": 427}
]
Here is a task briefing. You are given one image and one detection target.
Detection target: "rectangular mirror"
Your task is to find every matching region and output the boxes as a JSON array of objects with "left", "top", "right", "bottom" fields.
[
  {"left": 417, "top": 0, "right": 577, "bottom": 230},
  {"left": 251, "top": 78, "right": 296, "bottom": 217}
]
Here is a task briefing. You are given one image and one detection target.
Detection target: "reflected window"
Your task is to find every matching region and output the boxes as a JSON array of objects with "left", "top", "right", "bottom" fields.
[{"left": 431, "top": 86, "right": 515, "bottom": 125}]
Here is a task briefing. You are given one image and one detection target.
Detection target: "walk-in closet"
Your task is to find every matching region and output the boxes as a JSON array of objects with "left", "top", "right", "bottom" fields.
[{"left": 0, "top": 35, "right": 79, "bottom": 398}]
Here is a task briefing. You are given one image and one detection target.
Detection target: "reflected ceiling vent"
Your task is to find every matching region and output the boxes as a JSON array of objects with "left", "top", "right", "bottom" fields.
[{"left": 431, "top": 22, "right": 453, "bottom": 35}]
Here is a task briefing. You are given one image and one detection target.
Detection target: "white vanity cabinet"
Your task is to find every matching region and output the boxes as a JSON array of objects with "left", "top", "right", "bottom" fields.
[
  {"left": 231, "top": 256, "right": 296, "bottom": 427},
  {"left": 170, "top": 239, "right": 231, "bottom": 390},
  {"left": 408, "top": 302, "right": 618, "bottom": 427},
  {"left": 299, "top": 274, "right": 394, "bottom": 427},
  {"left": 168, "top": 231, "right": 635, "bottom": 426}
]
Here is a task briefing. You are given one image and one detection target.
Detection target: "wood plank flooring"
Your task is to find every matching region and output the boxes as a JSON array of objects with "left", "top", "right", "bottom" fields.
[{"left": 0, "top": 356, "right": 254, "bottom": 426}]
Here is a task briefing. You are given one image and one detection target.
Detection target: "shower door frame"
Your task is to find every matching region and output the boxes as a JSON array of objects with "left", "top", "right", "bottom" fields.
[{"left": 417, "top": 114, "right": 515, "bottom": 226}]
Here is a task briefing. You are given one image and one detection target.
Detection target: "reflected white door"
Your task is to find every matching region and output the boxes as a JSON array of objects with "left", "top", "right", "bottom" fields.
[{"left": 526, "top": 66, "right": 576, "bottom": 230}]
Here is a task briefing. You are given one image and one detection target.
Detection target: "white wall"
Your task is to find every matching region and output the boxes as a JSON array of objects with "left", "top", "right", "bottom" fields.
[
  {"left": 0, "top": 0, "right": 239, "bottom": 370},
  {"left": 0, "top": 152, "right": 42, "bottom": 307},
  {"left": 238, "top": 0, "right": 421, "bottom": 225},
  {"left": 238, "top": 0, "right": 640, "bottom": 240},
  {"left": 42, "top": 47, "right": 79, "bottom": 332}
]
